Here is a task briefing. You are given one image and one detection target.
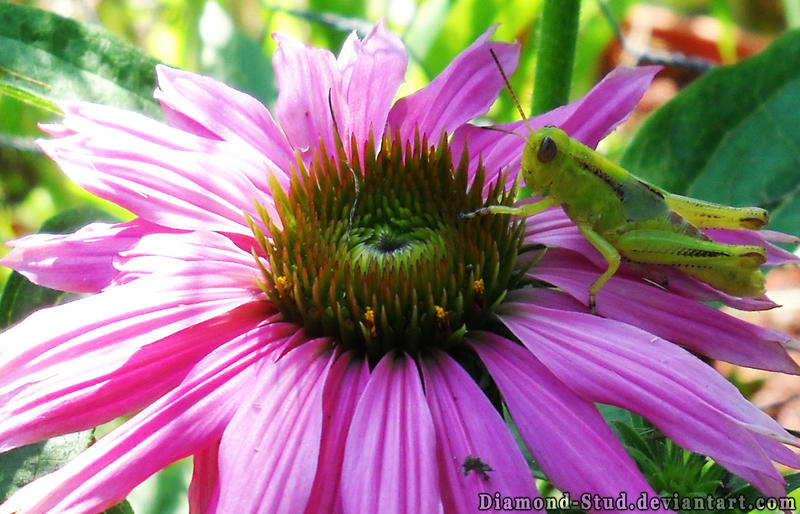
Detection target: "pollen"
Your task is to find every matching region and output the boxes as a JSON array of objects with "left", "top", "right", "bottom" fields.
[
  {"left": 473, "top": 278, "right": 485, "bottom": 301},
  {"left": 434, "top": 305, "right": 449, "bottom": 331},
  {"left": 275, "top": 275, "right": 292, "bottom": 301},
  {"left": 364, "top": 306, "right": 378, "bottom": 338}
]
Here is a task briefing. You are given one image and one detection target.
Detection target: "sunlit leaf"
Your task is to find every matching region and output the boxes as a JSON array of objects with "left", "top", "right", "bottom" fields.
[
  {"left": 0, "top": 3, "right": 161, "bottom": 117},
  {"left": 0, "top": 431, "right": 94, "bottom": 503},
  {"left": 200, "top": 1, "right": 277, "bottom": 106}
]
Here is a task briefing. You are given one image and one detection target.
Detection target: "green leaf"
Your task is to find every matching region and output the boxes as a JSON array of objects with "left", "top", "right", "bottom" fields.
[
  {"left": 199, "top": 1, "right": 277, "bottom": 107},
  {"left": 0, "top": 82, "right": 59, "bottom": 114},
  {"left": 597, "top": 402, "right": 635, "bottom": 426},
  {"left": 0, "top": 271, "right": 67, "bottom": 331},
  {"left": 0, "top": 3, "right": 161, "bottom": 117},
  {"left": 307, "top": 0, "right": 366, "bottom": 51},
  {"left": 103, "top": 501, "right": 134, "bottom": 514},
  {"left": 620, "top": 29, "right": 800, "bottom": 235},
  {"left": 787, "top": 472, "right": 800, "bottom": 493},
  {"left": 421, "top": 0, "right": 540, "bottom": 79},
  {"left": 127, "top": 458, "right": 191, "bottom": 514},
  {"left": 0, "top": 205, "right": 118, "bottom": 329},
  {"left": 0, "top": 430, "right": 94, "bottom": 502},
  {"left": 571, "top": 0, "right": 638, "bottom": 99}
]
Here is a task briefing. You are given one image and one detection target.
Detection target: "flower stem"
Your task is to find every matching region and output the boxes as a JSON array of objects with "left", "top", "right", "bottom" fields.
[
  {"left": 783, "top": 0, "right": 800, "bottom": 28},
  {"left": 531, "top": 0, "right": 581, "bottom": 115}
]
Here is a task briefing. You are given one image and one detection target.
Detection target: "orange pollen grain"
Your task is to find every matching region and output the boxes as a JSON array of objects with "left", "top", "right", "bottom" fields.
[
  {"left": 364, "top": 306, "right": 378, "bottom": 338},
  {"left": 434, "top": 305, "right": 448, "bottom": 331},
  {"left": 275, "top": 275, "right": 292, "bottom": 301}
]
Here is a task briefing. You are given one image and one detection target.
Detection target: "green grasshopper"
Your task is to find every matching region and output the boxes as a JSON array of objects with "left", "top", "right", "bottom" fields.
[{"left": 463, "top": 54, "right": 769, "bottom": 312}]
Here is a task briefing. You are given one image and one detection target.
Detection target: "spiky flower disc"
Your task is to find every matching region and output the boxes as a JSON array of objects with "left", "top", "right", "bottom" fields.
[{"left": 256, "top": 132, "right": 524, "bottom": 361}]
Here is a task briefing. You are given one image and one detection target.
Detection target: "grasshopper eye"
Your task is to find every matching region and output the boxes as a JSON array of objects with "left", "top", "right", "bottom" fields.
[{"left": 537, "top": 136, "right": 558, "bottom": 163}]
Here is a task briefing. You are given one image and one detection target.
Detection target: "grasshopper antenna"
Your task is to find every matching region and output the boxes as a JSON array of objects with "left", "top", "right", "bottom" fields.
[
  {"left": 328, "top": 90, "right": 360, "bottom": 240},
  {"left": 459, "top": 50, "right": 532, "bottom": 221},
  {"left": 489, "top": 48, "right": 534, "bottom": 136},
  {"left": 477, "top": 124, "right": 527, "bottom": 141}
]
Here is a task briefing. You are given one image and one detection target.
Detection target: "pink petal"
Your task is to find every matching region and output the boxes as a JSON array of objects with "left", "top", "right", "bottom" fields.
[
  {"left": 497, "top": 295, "right": 797, "bottom": 498},
  {"left": 761, "top": 228, "right": 800, "bottom": 245},
  {"left": 113, "top": 229, "right": 258, "bottom": 285},
  {"left": 304, "top": 353, "right": 370, "bottom": 514},
  {"left": 755, "top": 433, "right": 800, "bottom": 469},
  {"left": 39, "top": 106, "right": 277, "bottom": 236},
  {"left": 387, "top": 26, "right": 519, "bottom": 143},
  {"left": 0, "top": 219, "right": 166, "bottom": 293},
  {"left": 49, "top": 101, "right": 227, "bottom": 150},
  {"left": 524, "top": 206, "right": 600, "bottom": 261},
  {"left": 558, "top": 66, "right": 661, "bottom": 147},
  {"left": 531, "top": 249, "right": 799, "bottom": 374},
  {"left": 0, "top": 263, "right": 262, "bottom": 408},
  {"left": 421, "top": 350, "right": 540, "bottom": 513},
  {"left": 472, "top": 331, "right": 665, "bottom": 513},
  {"left": 0, "top": 321, "right": 297, "bottom": 514},
  {"left": 155, "top": 65, "right": 296, "bottom": 174},
  {"left": 341, "top": 352, "right": 441, "bottom": 514},
  {"left": 0, "top": 302, "right": 273, "bottom": 451},
  {"left": 189, "top": 442, "right": 221, "bottom": 514},
  {"left": 450, "top": 66, "right": 660, "bottom": 187},
  {"left": 272, "top": 32, "right": 340, "bottom": 162},
  {"left": 216, "top": 339, "right": 335, "bottom": 513},
  {"left": 336, "top": 20, "right": 407, "bottom": 155},
  {"left": 55, "top": 101, "right": 289, "bottom": 195}
]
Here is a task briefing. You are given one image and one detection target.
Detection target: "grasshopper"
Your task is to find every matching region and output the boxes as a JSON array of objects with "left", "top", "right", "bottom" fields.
[{"left": 463, "top": 53, "right": 769, "bottom": 312}]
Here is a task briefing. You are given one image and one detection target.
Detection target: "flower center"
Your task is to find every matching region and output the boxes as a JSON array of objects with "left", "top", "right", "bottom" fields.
[{"left": 253, "top": 132, "right": 524, "bottom": 361}]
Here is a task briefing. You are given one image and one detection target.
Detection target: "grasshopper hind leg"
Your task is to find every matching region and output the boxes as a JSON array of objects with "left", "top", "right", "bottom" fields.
[
  {"left": 675, "top": 257, "right": 766, "bottom": 298},
  {"left": 614, "top": 229, "right": 767, "bottom": 297}
]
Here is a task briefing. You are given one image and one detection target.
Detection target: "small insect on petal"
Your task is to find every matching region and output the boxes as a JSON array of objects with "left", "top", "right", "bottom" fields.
[{"left": 462, "top": 455, "right": 494, "bottom": 481}]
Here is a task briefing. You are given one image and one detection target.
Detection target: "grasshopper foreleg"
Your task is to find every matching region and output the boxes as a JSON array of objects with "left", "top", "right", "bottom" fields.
[{"left": 460, "top": 198, "right": 555, "bottom": 219}]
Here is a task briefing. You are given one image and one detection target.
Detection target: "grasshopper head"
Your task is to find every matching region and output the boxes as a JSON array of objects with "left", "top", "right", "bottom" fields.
[{"left": 521, "top": 126, "right": 571, "bottom": 193}]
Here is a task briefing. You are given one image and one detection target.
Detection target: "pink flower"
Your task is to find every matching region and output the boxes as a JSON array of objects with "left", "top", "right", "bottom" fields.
[{"left": 1, "top": 21, "right": 798, "bottom": 513}]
